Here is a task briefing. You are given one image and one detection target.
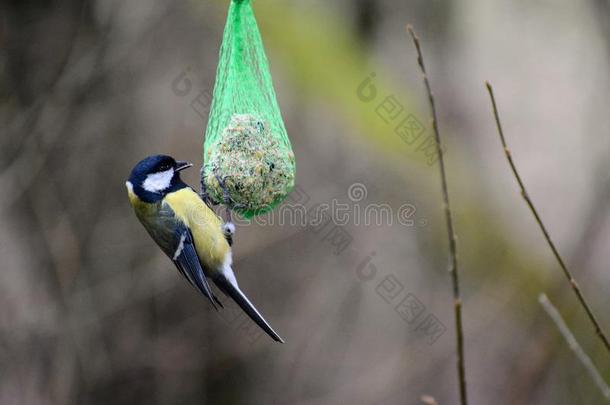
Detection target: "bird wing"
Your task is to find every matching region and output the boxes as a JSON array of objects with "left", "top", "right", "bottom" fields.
[
  {"left": 136, "top": 200, "right": 222, "bottom": 310},
  {"left": 172, "top": 229, "right": 223, "bottom": 310}
]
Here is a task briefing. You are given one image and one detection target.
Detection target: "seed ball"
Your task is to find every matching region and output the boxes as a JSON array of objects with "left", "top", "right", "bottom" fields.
[{"left": 203, "top": 114, "right": 295, "bottom": 216}]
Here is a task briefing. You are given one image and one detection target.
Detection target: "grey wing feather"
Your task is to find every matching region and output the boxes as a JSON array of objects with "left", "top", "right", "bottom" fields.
[
  {"left": 172, "top": 230, "right": 223, "bottom": 310},
  {"left": 137, "top": 201, "right": 222, "bottom": 310}
]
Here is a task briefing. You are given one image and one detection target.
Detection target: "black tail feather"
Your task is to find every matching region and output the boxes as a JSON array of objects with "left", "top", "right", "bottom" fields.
[{"left": 215, "top": 276, "right": 284, "bottom": 343}]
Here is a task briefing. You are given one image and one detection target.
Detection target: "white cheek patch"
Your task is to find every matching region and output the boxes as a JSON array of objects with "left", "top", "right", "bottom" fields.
[{"left": 143, "top": 169, "right": 174, "bottom": 193}]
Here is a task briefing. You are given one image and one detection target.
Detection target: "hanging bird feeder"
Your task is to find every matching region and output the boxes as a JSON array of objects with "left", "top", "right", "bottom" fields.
[{"left": 202, "top": 0, "right": 295, "bottom": 218}]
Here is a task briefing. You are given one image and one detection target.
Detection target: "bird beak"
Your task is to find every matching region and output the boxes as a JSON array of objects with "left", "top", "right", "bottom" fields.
[{"left": 175, "top": 161, "right": 193, "bottom": 172}]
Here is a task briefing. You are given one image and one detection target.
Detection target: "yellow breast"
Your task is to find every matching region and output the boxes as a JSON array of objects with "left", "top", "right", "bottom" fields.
[{"left": 163, "top": 188, "right": 230, "bottom": 269}]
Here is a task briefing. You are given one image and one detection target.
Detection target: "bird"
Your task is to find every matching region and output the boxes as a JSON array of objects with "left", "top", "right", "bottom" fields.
[{"left": 125, "top": 154, "right": 284, "bottom": 343}]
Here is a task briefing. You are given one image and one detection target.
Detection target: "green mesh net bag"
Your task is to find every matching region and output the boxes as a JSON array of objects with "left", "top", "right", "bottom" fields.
[{"left": 202, "top": 0, "right": 295, "bottom": 218}]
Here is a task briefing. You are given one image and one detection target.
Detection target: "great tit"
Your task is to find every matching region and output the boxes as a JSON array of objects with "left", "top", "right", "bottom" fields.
[{"left": 126, "top": 154, "right": 284, "bottom": 343}]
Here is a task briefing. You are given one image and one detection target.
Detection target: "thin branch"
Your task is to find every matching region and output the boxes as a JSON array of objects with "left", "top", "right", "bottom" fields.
[
  {"left": 407, "top": 25, "right": 468, "bottom": 405},
  {"left": 485, "top": 81, "right": 610, "bottom": 353},
  {"left": 539, "top": 294, "right": 610, "bottom": 400}
]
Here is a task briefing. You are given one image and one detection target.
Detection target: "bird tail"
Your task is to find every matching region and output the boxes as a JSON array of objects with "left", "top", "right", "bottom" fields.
[{"left": 215, "top": 274, "right": 285, "bottom": 343}]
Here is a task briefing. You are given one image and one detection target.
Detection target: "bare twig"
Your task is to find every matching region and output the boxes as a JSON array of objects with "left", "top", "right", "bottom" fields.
[
  {"left": 407, "top": 25, "right": 468, "bottom": 405},
  {"left": 539, "top": 294, "right": 610, "bottom": 400},
  {"left": 485, "top": 81, "right": 610, "bottom": 353}
]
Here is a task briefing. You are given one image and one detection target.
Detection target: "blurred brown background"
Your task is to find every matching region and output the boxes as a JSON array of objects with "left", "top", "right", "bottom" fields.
[{"left": 1, "top": 0, "right": 609, "bottom": 404}]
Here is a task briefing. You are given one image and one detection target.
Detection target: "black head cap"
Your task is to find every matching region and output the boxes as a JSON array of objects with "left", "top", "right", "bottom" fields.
[{"left": 127, "top": 155, "right": 192, "bottom": 202}]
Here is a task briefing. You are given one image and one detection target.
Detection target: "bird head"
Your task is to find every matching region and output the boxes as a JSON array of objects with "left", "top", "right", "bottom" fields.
[{"left": 126, "top": 155, "right": 193, "bottom": 202}]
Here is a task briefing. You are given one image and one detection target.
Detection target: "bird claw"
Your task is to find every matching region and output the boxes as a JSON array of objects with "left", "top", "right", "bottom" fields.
[
  {"left": 199, "top": 167, "right": 216, "bottom": 206},
  {"left": 213, "top": 172, "right": 238, "bottom": 242},
  {"left": 214, "top": 173, "right": 233, "bottom": 205},
  {"left": 222, "top": 222, "right": 235, "bottom": 246}
]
